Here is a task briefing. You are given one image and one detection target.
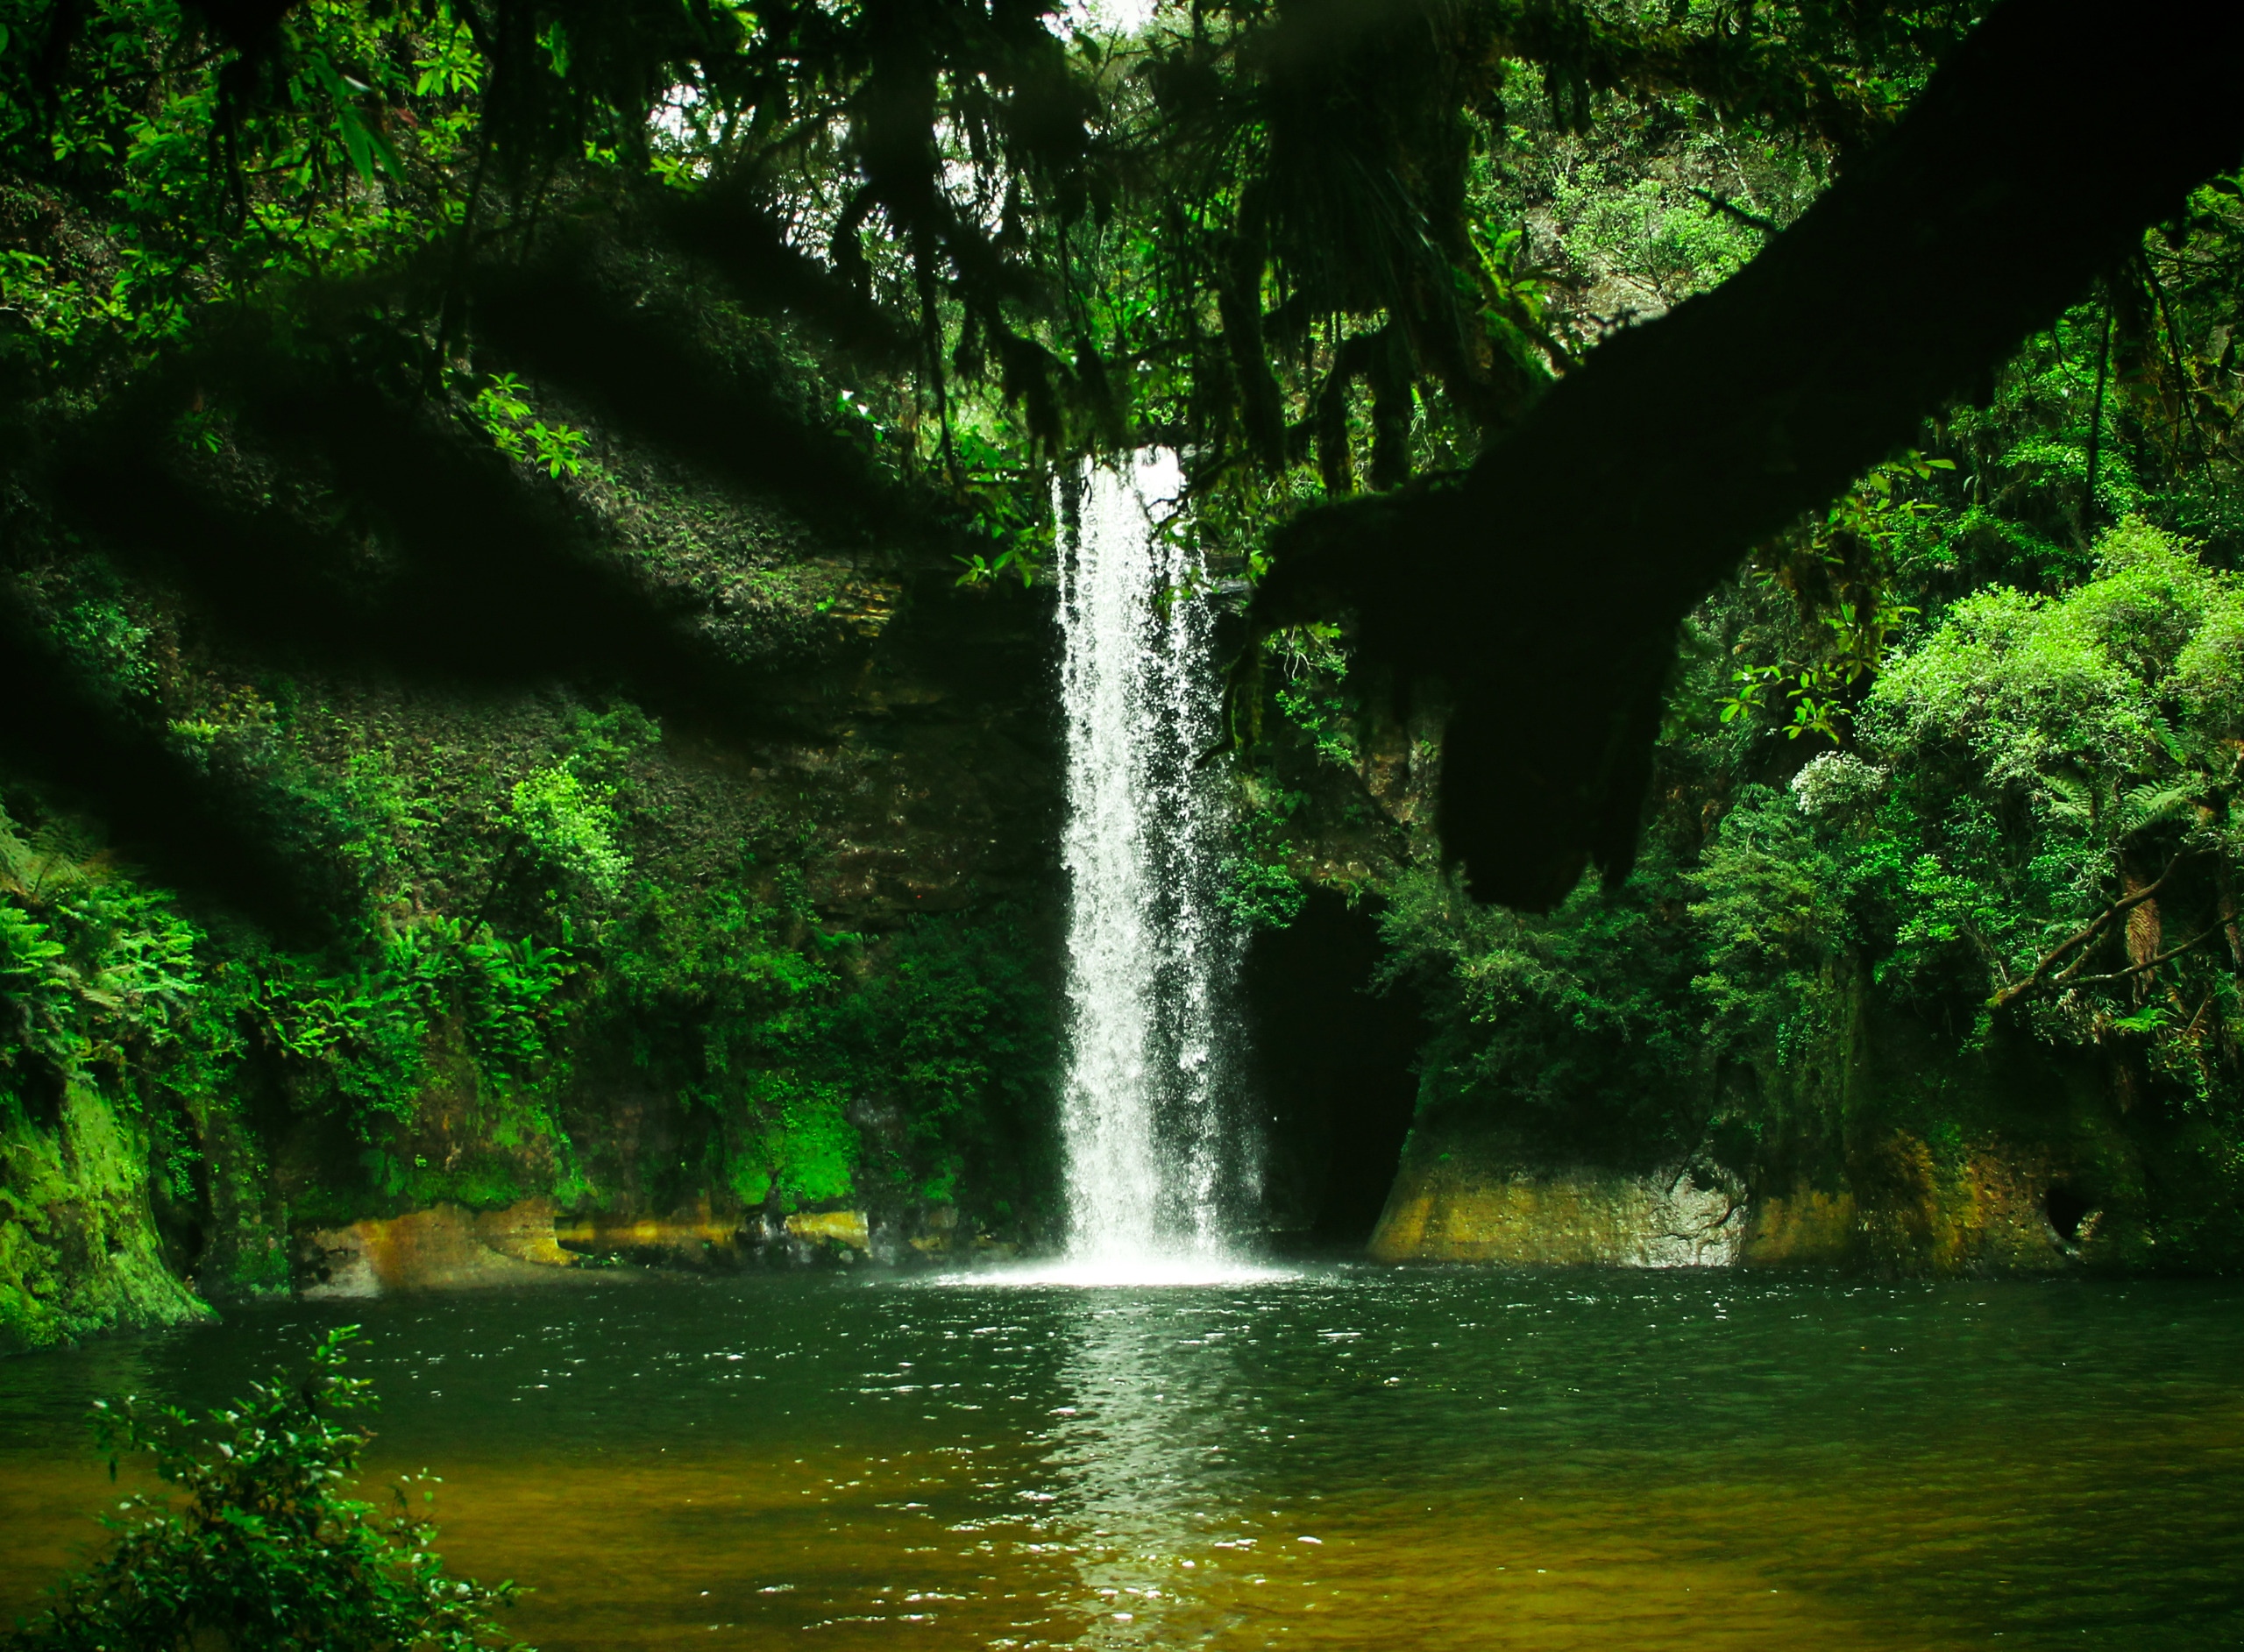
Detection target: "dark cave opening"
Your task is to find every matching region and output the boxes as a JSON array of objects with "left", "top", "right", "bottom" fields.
[
  {"left": 1244, "top": 888, "right": 1424, "bottom": 1247},
  {"left": 2046, "top": 1183, "right": 2093, "bottom": 1244}
]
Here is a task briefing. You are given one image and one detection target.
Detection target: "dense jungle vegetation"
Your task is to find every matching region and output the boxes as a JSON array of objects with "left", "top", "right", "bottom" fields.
[{"left": 2, "top": 0, "right": 2242, "bottom": 1351}]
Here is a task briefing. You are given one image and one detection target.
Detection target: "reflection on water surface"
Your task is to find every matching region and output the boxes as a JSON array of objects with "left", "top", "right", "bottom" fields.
[{"left": 1, "top": 1267, "right": 2240, "bottom": 1648}]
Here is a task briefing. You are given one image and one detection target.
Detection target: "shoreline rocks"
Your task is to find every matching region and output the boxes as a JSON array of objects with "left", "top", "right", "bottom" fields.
[{"left": 1368, "top": 1129, "right": 2128, "bottom": 1274}]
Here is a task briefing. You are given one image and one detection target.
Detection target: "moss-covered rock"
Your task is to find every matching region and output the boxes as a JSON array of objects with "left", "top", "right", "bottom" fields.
[{"left": 0, "top": 1086, "right": 211, "bottom": 1352}]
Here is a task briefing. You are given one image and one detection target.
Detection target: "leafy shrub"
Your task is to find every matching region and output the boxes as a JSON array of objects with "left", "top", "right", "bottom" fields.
[
  {"left": 1857, "top": 520, "right": 2244, "bottom": 1018},
  {"left": 505, "top": 766, "right": 629, "bottom": 899},
  {"left": 1218, "top": 781, "right": 1307, "bottom": 932},
  {"left": 0, "top": 810, "right": 207, "bottom": 1077},
  {"left": 1376, "top": 847, "right": 1708, "bottom": 1163},
  {"left": 1687, "top": 785, "right": 1846, "bottom": 1070},
  {"left": 5, "top": 1327, "right": 528, "bottom": 1652}
]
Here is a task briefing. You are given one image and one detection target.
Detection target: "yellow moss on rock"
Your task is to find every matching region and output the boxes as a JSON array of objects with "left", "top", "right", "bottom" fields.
[
  {"left": 785, "top": 1209, "right": 871, "bottom": 1251},
  {"left": 1371, "top": 1130, "right": 2096, "bottom": 1275},
  {"left": 1739, "top": 1188, "right": 1860, "bottom": 1266},
  {"left": 1369, "top": 1159, "right": 1744, "bottom": 1267},
  {"left": 1848, "top": 1131, "right": 2073, "bottom": 1274},
  {"left": 552, "top": 1199, "right": 748, "bottom": 1268}
]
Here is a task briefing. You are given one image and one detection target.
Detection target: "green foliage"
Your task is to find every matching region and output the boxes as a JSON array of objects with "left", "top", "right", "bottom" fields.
[
  {"left": 0, "top": 776, "right": 591, "bottom": 1173},
  {"left": 1218, "top": 779, "right": 1308, "bottom": 932},
  {"left": 1849, "top": 521, "right": 2244, "bottom": 1059},
  {"left": 461, "top": 928, "right": 575, "bottom": 1075},
  {"left": 507, "top": 766, "right": 630, "bottom": 899},
  {"left": 1377, "top": 845, "right": 1708, "bottom": 1163},
  {"left": 1864, "top": 519, "right": 2213, "bottom": 788},
  {"left": 49, "top": 593, "right": 158, "bottom": 702},
  {"left": 472, "top": 374, "right": 590, "bottom": 480},
  {"left": 818, "top": 908, "right": 1059, "bottom": 1209},
  {"left": 498, "top": 709, "right": 664, "bottom": 906},
  {"left": 595, "top": 859, "right": 1056, "bottom": 1219},
  {"left": 0, "top": 0, "right": 1973, "bottom": 531},
  {"left": 5, "top": 1327, "right": 526, "bottom": 1651},
  {"left": 0, "top": 0, "right": 484, "bottom": 385},
  {"left": 1379, "top": 509, "right": 2244, "bottom": 1200},
  {"left": 0, "top": 905, "right": 63, "bottom": 978},
  {"left": 733, "top": 1074, "right": 855, "bottom": 1208},
  {"left": 1719, "top": 452, "right": 1942, "bottom": 743},
  {"left": 1688, "top": 785, "right": 1846, "bottom": 1071},
  {"left": 596, "top": 866, "right": 849, "bottom": 1209},
  {"left": 1272, "top": 679, "right": 1361, "bottom": 774},
  {"left": 952, "top": 543, "right": 1039, "bottom": 590},
  {"left": 0, "top": 809, "right": 207, "bottom": 1075},
  {"left": 1545, "top": 165, "right": 1767, "bottom": 304},
  {"left": 247, "top": 916, "right": 579, "bottom": 1136}
]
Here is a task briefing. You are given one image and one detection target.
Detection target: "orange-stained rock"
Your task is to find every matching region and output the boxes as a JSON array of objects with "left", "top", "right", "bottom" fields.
[{"left": 300, "top": 1197, "right": 579, "bottom": 1298}]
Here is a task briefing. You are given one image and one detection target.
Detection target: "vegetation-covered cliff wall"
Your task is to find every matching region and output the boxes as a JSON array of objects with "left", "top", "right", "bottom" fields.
[
  {"left": 1246, "top": 528, "right": 2244, "bottom": 1276},
  {"left": 1245, "top": 500, "right": 2244, "bottom": 1273},
  {"left": 0, "top": 213, "right": 1070, "bottom": 1347},
  {"left": 2, "top": 454, "right": 1067, "bottom": 1350}
]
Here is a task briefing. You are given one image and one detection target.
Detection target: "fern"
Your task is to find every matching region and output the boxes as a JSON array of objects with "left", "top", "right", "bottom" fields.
[
  {"left": 2113, "top": 781, "right": 2196, "bottom": 839},
  {"left": 0, "top": 907, "right": 64, "bottom": 978},
  {"left": 2037, "top": 771, "right": 2096, "bottom": 829},
  {"left": 0, "top": 811, "right": 114, "bottom": 908}
]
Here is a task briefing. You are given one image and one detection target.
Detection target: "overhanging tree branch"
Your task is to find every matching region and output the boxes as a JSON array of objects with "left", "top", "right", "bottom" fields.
[
  {"left": 1988, "top": 849, "right": 2195, "bottom": 1010},
  {"left": 2070, "top": 921, "right": 2230, "bottom": 990},
  {"left": 1253, "top": 0, "right": 2244, "bottom": 911}
]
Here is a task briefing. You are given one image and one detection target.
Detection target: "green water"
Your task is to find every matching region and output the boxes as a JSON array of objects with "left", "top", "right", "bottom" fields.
[{"left": 2, "top": 1266, "right": 2240, "bottom": 1648}]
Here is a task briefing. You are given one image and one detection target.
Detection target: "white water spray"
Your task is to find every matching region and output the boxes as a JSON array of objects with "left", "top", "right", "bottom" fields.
[{"left": 1052, "top": 452, "right": 1253, "bottom": 1278}]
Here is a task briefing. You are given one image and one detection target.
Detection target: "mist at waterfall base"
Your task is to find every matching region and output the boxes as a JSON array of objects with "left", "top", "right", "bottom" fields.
[{"left": 1016, "top": 450, "right": 1282, "bottom": 1287}]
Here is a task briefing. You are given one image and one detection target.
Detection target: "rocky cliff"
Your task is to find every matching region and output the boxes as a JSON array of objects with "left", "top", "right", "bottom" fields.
[{"left": 1, "top": 330, "right": 1071, "bottom": 1349}]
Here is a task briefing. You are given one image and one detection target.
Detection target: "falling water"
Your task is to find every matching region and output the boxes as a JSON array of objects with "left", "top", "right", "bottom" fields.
[{"left": 1054, "top": 451, "right": 1249, "bottom": 1273}]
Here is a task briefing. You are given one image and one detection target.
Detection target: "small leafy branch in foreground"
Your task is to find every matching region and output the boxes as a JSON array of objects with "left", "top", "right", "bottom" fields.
[
  {"left": 5, "top": 1327, "right": 529, "bottom": 1652},
  {"left": 471, "top": 373, "right": 589, "bottom": 479}
]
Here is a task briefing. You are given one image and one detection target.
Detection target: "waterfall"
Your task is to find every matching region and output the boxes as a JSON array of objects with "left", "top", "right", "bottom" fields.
[{"left": 1055, "top": 452, "right": 1248, "bottom": 1273}]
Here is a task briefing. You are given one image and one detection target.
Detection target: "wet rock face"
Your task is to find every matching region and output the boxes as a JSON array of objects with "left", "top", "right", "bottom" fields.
[
  {"left": 1370, "top": 1158, "right": 1746, "bottom": 1267},
  {"left": 721, "top": 564, "right": 1062, "bottom": 928},
  {"left": 11, "top": 551, "right": 1063, "bottom": 1337},
  {"left": 295, "top": 1198, "right": 885, "bottom": 1294},
  {"left": 1369, "top": 1126, "right": 2128, "bottom": 1275},
  {"left": 295, "top": 557, "right": 1066, "bottom": 1270},
  {"left": 288, "top": 1198, "right": 1006, "bottom": 1294}
]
